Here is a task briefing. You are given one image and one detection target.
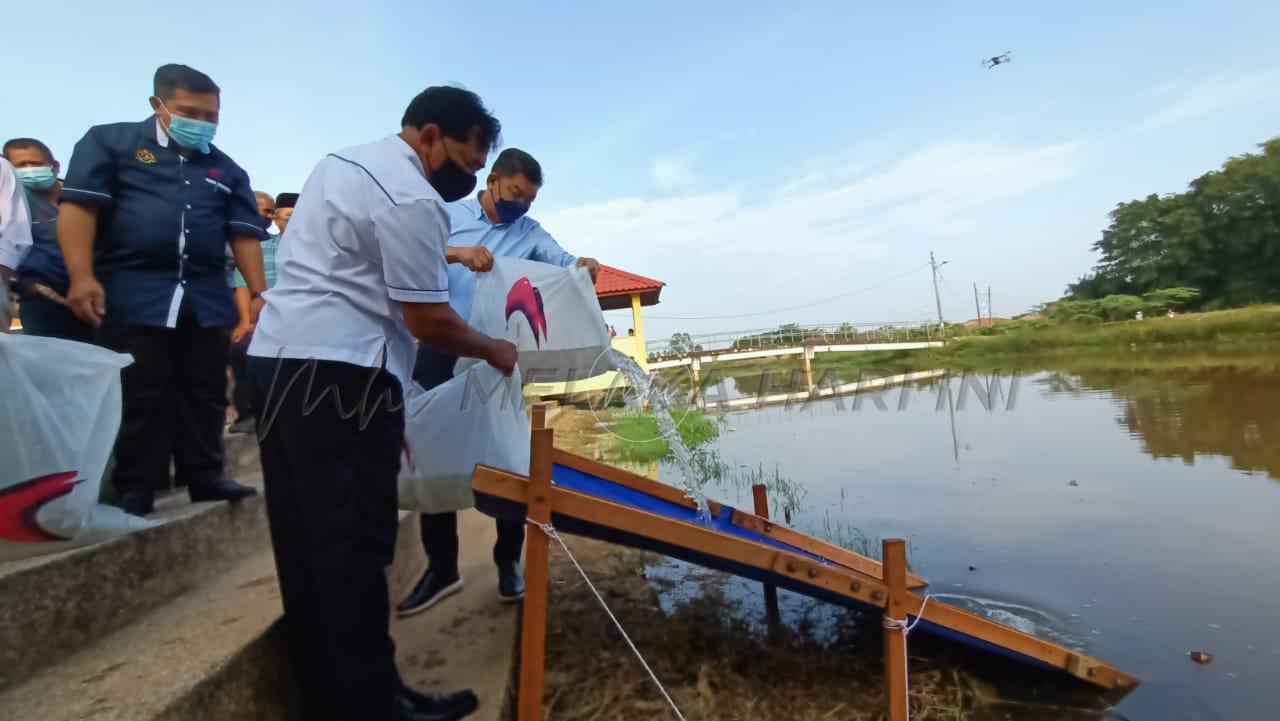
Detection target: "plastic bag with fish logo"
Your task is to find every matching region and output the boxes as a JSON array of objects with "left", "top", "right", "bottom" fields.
[
  {"left": 398, "top": 363, "right": 529, "bottom": 513},
  {"left": 0, "top": 334, "right": 156, "bottom": 561},
  {"left": 460, "top": 257, "right": 616, "bottom": 383}
]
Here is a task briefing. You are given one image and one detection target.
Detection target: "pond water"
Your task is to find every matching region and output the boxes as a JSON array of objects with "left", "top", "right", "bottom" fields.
[{"left": 651, "top": 361, "right": 1280, "bottom": 721}]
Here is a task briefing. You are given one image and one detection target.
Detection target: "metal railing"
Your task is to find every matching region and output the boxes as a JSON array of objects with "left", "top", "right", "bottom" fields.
[{"left": 647, "top": 321, "right": 941, "bottom": 360}]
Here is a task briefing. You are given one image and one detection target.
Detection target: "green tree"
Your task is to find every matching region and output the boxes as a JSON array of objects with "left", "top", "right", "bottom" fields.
[{"left": 1068, "top": 137, "right": 1280, "bottom": 308}]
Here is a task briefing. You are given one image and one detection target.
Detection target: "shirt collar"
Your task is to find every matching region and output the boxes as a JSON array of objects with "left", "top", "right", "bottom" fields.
[
  {"left": 388, "top": 134, "right": 425, "bottom": 177},
  {"left": 154, "top": 117, "right": 169, "bottom": 148}
]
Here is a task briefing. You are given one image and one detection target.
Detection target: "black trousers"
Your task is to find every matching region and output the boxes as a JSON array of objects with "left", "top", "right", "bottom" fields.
[
  {"left": 413, "top": 344, "right": 524, "bottom": 575},
  {"left": 18, "top": 290, "right": 93, "bottom": 342},
  {"left": 247, "top": 355, "right": 405, "bottom": 721},
  {"left": 96, "top": 304, "right": 228, "bottom": 493},
  {"left": 227, "top": 330, "right": 254, "bottom": 421}
]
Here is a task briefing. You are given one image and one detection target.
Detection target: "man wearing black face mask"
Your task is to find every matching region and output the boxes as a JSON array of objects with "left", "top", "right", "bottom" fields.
[{"left": 245, "top": 86, "right": 515, "bottom": 721}]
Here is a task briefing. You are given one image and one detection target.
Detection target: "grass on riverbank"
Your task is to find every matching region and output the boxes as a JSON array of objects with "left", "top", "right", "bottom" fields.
[
  {"left": 944, "top": 305, "right": 1280, "bottom": 360},
  {"left": 604, "top": 409, "right": 723, "bottom": 463},
  {"left": 695, "top": 306, "right": 1280, "bottom": 377}
]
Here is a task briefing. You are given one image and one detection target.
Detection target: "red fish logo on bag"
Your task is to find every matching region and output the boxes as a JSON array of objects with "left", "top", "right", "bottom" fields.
[
  {"left": 505, "top": 277, "right": 548, "bottom": 348},
  {"left": 0, "top": 471, "right": 80, "bottom": 542}
]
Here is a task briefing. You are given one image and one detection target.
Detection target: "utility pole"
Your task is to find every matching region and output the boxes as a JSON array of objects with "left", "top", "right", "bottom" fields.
[
  {"left": 973, "top": 282, "right": 983, "bottom": 325},
  {"left": 930, "top": 251, "right": 946, "bottom": 339},
  {"left": 987, "top": 286, "right": 992, "bottom": 323}
]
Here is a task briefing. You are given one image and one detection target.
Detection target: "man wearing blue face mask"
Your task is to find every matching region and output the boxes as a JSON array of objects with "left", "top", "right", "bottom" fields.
[
  {"left": 396, "top": 148, "right": 601, "bottom": 617},
  {"left": 3, "top": 138, "right": 92, "bottom": 341},
  {"left": 58, "top": 63, "right": 268, "bottom": 516}
]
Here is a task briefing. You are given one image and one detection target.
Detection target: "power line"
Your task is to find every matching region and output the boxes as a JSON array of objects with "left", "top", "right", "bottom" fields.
[{"left": 636, "top": 262, "right": 933, "bottom": 321}]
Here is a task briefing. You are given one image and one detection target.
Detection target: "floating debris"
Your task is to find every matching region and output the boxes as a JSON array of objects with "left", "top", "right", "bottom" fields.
[
  {"left": 1189, "top": 651, "right": 1213, "bottom": 664},
  {"left": 1068, "top": 480, "right": 1080, "bottom": 487}
]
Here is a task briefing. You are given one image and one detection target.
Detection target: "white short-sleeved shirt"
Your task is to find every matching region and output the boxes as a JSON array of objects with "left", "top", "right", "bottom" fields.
[
  {"left": 0, "top": 157, "right": 33, "bottom": 271},
  {"left": 248, "top": 135, "right": 451, "bottom": 389}
]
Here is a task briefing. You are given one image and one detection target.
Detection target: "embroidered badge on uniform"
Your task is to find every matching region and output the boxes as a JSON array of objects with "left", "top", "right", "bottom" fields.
[{"left": 136, "top": 148, "right": 157, "bottom": 164}]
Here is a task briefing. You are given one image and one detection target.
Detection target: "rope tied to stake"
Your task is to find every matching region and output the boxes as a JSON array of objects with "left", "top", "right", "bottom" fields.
[
  {"left": 525, "top": 518, "right": 689, "bottom": 721},
  {"left": 881, "top": 594, "right": 933, "bottom": 634}
]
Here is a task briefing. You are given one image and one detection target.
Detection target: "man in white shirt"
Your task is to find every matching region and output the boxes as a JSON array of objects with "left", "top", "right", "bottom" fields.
[
  {"left": 0, "top": 157, "right": 34, "bottom": 330},
  {"left": 246, "top": 86, "right": 515, "bottom": 721}
]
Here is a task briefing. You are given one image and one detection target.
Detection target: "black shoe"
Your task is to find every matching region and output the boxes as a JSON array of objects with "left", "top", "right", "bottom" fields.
[
  {"left": 396, "top": 569, "right": 463, "bottom": 617},
  {"left": 397, "top": 687, "right": 479, "bottom": 721},
  {"left": 497, "top": 561, "right": 524, "bottom": 602},
  {"left": 188, "top": 476, "right": 258, "bottom": 503},
  {"left": 113, "top": 490, "right": 155, "bottom": 516},
  {"left": 228, "top": 417, "right": 257, "bottom": 435}
]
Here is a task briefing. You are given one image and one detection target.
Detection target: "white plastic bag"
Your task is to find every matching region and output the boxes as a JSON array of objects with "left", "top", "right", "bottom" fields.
[
  {"left": 398, "top": 363, "right": 529, "bottom": 513},
  {"left": 461, "top": 257, "right": 615, "bottom": 383},
  {"left": 0, "top": 334, "right": 156, "bottom": 561}
]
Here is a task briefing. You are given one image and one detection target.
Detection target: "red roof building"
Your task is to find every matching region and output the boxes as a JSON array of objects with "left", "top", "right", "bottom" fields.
[
  {"left": 592, "top": 264, "right": 665, "bottom": 369},
  {"left": 593, "top": 264, "right": 665, "bottom": 311}
]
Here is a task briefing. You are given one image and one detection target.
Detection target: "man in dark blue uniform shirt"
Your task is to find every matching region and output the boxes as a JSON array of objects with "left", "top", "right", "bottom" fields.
[
  {"left": 4, "top": 137, "right": 91, "bottom": 341},
  {"left": 58, "top": 63, "right": 268, "bottom": 515}
]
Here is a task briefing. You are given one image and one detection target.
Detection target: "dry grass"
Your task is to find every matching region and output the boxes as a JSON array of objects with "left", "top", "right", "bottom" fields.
[{"left": 541, "top": 541, "right": 994, "bottom": 721}]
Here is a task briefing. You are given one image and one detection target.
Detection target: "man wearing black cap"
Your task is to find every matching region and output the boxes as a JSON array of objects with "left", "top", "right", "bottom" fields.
[{"left": 228, "top": 191, "right": 294, "bottom": 434}]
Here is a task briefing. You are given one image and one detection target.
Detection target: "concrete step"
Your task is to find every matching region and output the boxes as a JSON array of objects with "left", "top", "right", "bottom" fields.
[
  {"left": 0, "top": 476, "right": 268, "bottom": 692},
  {"left": 0, "top": 510, "right": 518, "bottom": 721},
  {"left": 0, "top": 545, "right": 294, "bottom": 721},
  {"left": 0, "top": 428, "right": 519, "bottom": 720}
]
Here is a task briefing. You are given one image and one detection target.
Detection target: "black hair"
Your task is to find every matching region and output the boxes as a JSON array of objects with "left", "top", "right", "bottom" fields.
[
  {"left": 154, "top": 63, "right": 220, "bottom": 99},
  {"left": 2, "top": 138, "right": 55, "bottom": 163},
  {"left": 275, "top": 192, "right": 300, "bottom": 209},
  {"left": 401, "top": 86, "right": 501, "bottom": 151},
  {"left": 491, "top": 148, "right": 543, "bottom": 186}
]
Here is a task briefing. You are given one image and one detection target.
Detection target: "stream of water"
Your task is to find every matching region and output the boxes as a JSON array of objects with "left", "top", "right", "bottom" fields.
[{"left": 609, "top": 349, "right": 713, "bottom": 524}]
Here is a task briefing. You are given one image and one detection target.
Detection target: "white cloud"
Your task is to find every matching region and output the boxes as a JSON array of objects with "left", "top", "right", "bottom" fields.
[
  {"left": 1142, "top": 71, "right": 1280, "bottom": 130},
  {"left": 650, "top": 154, "right": 697, "bottom": 192},
  {"left": 542, "top": 138, "right": 1083, "bottom": 337}
]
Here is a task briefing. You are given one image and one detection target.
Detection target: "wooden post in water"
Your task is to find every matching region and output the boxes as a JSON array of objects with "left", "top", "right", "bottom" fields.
[
  {"left": 882, "top": 538, "right": 909, "bottom": 721},
  {"left": 751, "top": 484, "right": 781, "bottom": 623},
  {"left": 518, "top": 407, "right": 554, "bottom": 721}
]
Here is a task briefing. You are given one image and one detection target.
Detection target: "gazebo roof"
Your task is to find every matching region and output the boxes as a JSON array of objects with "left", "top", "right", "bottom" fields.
[{"left": 594, "top": 264, "right": 665, "bottom": 311}]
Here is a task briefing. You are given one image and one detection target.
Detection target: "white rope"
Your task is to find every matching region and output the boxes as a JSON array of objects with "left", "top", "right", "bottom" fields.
[
  {"left": 526, "top": 519, "right": 689, "bottom": 721},
  {"left": 881, "top": 594, "right": 933, "bottom": 634}
]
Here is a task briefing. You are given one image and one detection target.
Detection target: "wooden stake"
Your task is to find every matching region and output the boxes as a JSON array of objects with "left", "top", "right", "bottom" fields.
[
  {"left": 883, "top": 538, "right": 908, "bottom": 721},
  {"left": 751, "top": 484, "right": 781, "bottom": 623},
  {"left": 517, "top": 425, "right": 554, "bottom": 721}
]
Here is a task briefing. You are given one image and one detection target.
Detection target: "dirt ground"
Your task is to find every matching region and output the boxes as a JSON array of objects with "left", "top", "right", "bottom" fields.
[
  {"left": 540, "top": 537, "right": 1002, "bottom": 721},
  {"left": 539, "top": 408, "right": 1121, "bottom": 721}
]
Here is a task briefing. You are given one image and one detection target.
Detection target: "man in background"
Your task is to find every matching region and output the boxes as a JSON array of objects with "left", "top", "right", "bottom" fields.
[
  {"left": 0, "top": 157, "right": 32, "bottom": 331},
  {"left": 4, "top": 138, "right": 91, "bottom": 340},
  {"left": 228, "top": 192, "right": 295, "bottom": 434},
  {"left": 58, "top": 63, "right": 268, "bottom": 515},
  {"left": 396, "top": 148, "right": 600, "bottom": 617},
  {"left": 254, "top": 191, "right": 275, "bottom": 224}
]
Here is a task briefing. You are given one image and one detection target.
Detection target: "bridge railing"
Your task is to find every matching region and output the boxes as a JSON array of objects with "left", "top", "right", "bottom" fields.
[{"left": 647, "top": 321, "right": 941, "bottom": 360}]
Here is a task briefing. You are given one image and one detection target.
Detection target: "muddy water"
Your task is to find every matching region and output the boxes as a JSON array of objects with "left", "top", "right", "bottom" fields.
[{"left": 654, "top": 362, "right": 1280, "bottom": 721}]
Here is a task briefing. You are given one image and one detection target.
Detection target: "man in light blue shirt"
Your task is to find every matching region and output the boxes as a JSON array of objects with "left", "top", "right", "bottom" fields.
[{"left": 398, "top": 148, "right": 599, "bottom": 617}]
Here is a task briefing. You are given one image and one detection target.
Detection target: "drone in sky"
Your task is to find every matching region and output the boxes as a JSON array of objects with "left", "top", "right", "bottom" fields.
[{"left": 982, "top": 52, "right": 1012, "bottom": 69}]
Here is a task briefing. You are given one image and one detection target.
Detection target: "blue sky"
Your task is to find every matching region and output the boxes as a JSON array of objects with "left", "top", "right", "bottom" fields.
[{"left": 4, "top": 0, "right": 1279, "bottom": 339}]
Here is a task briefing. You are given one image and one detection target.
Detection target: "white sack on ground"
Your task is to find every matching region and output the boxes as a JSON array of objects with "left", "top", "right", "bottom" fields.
[
  {"left": 0, "top": 334, "right": 157, "bottom": 562},
  {"left": 460, "top": 257, "right": 615, "bottom": 384},
  {"left": 398, "top": 363, "right": 529, "bottom": 514}
]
